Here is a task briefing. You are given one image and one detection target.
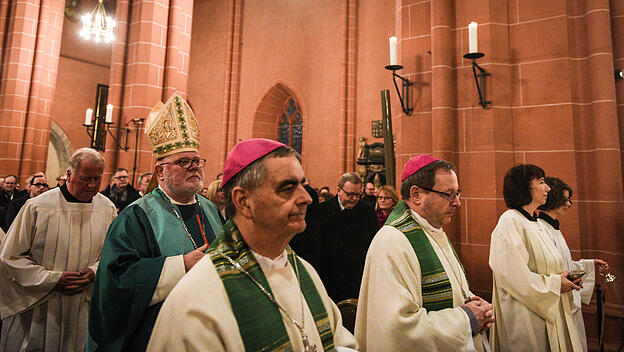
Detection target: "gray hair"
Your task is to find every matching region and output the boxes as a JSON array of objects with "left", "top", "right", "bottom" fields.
[
  {"left": 223, "top": 146, "right": 299, "bottom": 219},
  {"left": 338, "top": 172, "right": 362, "bottom": 188},
  {"left": 138, "top": 172, "right": 153, "bottom": 183},
  {"left": 68, "top": 148, "right": 105, "bottom": 171}
]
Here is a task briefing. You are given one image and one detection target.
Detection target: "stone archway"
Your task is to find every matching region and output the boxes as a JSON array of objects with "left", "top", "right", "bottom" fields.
[
  {"left": 251, "top": 81, "right": 305, "bottom": 154},
  {"left": 46, "top": 121, "right": 73, "bottom": 184}
]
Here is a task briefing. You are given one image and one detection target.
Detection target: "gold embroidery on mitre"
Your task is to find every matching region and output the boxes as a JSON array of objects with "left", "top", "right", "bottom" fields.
[
  {"left": 148, "top": 108, "right": 177, "bottom": 145},
  {"left": 187, "top": 109, "right": 200, "bottom": 140},
  {"left": 145, "top": 93, "right": 200, "bottom": 158}
]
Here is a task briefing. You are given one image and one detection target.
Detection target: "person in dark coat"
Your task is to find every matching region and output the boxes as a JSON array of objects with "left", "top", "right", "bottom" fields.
[
  {"left": 289, "top": 183, "right": 322, "bottom": 269},
  {"left": 318, "top": 172, "right": 378, "bottom": 303},
  {"left": 100, "top": 168, "right": 141, "bottom": 213},
  {"left": 0, "top": 175, "right": 27, "bottom": 207},
  {"left": 0, "top": 175, "right": 28, "bottom": 227},
  {"left": 2, "top": 173, "right": 49, "bottom": 231},
  {"left": 360, "top": 181, "right": 377, "bottom": 208}
]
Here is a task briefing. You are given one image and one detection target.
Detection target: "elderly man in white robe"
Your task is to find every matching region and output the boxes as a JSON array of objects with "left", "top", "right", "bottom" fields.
[
  {"left": 355, "top": 155, "right": 493, "bottom": 351},
  {"left": 147, "top": 138, "right": 357, "bottom": 351},
  {"left": 0, "top": 148, "right": 116, "bottom": 351}
]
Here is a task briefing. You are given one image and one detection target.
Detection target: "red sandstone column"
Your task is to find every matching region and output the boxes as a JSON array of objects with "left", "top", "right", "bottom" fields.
[
  {"left": 339, "top": 0, "right": 358, "bottom": 175},
  {"left": 0, "top": 0, "right": 64, "bottom": 182},
  {"left": 162, "top": 0, "right": 193, "bottom": 100},
  {"left": 219, "top": 0, "right": 243, "bottom": 167},
  {"left": 0, "top": 0, "right": 10, "bottom": 54},
  {"left": 429, "top": 0, "right": 457, "bottom": 163},
  {"left": 105, "top": 0, "right": 193, "bottom": 181}
]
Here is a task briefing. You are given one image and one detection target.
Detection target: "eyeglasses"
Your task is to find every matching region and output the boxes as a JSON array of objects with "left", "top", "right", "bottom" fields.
[
  {"left": 32, "top": 183, "right": 48, "bottom": 188},
  {"left": 563, "top": 197, "right": 572, "bottom": 205},
  {"left": 160, "top": 158, "right": 207, "bottom": 169},
  {"left": 339, "top": 187, "right": 362, "bottom": 199},
  {"left": 418, "top": 186, "right": 461, "bottom": 202}
]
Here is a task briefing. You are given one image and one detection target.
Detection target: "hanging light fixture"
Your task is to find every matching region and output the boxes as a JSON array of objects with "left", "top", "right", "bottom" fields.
[{"left": 80, "top": 0, "right": 116, "bottom": 43}]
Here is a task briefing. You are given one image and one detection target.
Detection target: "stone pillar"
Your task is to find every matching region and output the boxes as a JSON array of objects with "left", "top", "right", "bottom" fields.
[
  {"left": 105, "top": 0, "right": 194, "bottom": 181},
  {"left": 219, "top": 0, "right": 243, "bottom": 167},
  {"left": 429, "top": 0, "right": 457, "bottom": 163},
  {"left": 0, "top": 0, "right": 64, "bottom": 182},
  {"left": 162, "top": 0, "right": 193, "bottom": 100},
  {"left": 338, "top": 0, "right": 358, "bottom": 175}
]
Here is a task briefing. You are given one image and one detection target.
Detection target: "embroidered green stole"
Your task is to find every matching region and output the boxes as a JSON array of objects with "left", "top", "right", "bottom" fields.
[
  {"left": 208, "top": 220, "right": 336, "bottom": 352},
  {"left": 385, "top": 201, "right": 462, "bottom": 311}
]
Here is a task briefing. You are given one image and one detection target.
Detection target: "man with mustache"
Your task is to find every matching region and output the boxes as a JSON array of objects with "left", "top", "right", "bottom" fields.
[
  {"left": 87, "top": 93, "right": 223, "bottom": 352},
  {"left": 147, "top": 139, "right": 357, "bottom": 351},
  {"left": 355, "top": 155, "right": 493, "bottom": 351}
]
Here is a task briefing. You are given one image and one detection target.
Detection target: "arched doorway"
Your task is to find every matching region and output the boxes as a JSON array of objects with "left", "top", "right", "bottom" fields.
[
  {"left": 251, "top": 82, "right": 305, "bottom": 155},
  {"left": 46, "top": 121, "right": 73, "bottom": 184}
]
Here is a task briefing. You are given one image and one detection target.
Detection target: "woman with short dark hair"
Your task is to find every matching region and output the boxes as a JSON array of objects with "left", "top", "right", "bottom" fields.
[
  {"left": 488, "top": 164, "right": 584, "bottom": 351},
  {"left": 537, "top": 177, "right": 609, "bottom": 352}
]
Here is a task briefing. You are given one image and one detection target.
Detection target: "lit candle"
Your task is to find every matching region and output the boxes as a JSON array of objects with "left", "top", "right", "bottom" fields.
[
  {"left": 389, "top": 36, "right": 398, "bottom": 66},
  {"left": 85, "top": 108, "right": 93, "bottom": 126},
  {"left": 105, "top": 104, "right": 113, "bottom": 123},
  {"left": 468, "top": 22, "right": 478, "bottom": 53}
]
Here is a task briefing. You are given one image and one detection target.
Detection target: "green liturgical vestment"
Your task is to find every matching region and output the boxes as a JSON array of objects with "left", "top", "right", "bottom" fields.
[{"left": 87, "top": 187, "right": 223, "bottom": 352}]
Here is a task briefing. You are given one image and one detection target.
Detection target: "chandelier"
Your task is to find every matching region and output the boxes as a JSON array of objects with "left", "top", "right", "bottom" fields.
[{"left": 80, "top": 0, "right": 116, "bottom": 43}]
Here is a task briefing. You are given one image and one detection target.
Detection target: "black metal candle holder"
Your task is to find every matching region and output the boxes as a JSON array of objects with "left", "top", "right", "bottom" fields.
[
  {"left": 385, "top": 64, "right": 413, "bottom": 115},
  {"left": 463, "top": 52, "right": 490, "bottom": 108}
]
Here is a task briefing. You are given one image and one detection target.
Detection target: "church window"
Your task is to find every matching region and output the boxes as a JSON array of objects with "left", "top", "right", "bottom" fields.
[{"left": 277, "top": 98, "right": 303, "bottom": 154}]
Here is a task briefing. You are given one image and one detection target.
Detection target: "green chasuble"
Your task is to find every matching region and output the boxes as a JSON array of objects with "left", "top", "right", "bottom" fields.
[
  {"left": 208, "top": 220, "right": 336, "bottom": 351},
  {"left": 87, "top": 188, "right": 223, "bottom": 352},
  {"left": 385, "top": 201, "right": 464, "bottom": 311}
]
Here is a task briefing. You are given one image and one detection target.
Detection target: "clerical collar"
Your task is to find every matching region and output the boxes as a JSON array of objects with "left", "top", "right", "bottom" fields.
[
  {"left": 158, "top": 186, "right": 197, "bottom": 205},
  {"left": 410, "top": 208, "right": 444, "bottom": 234},
  {"left": 60, "top": 183, "right": 92, "bottom": 203},
  {"left": 337, "top": 196, "right": 346, "bottom": 211},
  {"left": 252, "top": 249, "right": 288, "bottom": 270},
  {"left": 513, "top": 207, "right": 537, "bottom": 222},
  {"left": 538, "top": 212, "right": 559, "bottom": 230}
]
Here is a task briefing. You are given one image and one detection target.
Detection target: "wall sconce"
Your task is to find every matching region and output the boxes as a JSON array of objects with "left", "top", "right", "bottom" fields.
[
  {"left": 386, "top": 36, "right": 413, "bottom": 115},
  {"left": 464, "top": 22, "right": 490, "bottom": 109},
  {"left": 83, "top": 104, "right": 133, "bottom": 151},
  {"left": 615, "top": 69, "right": 624, "bottom": 80}
]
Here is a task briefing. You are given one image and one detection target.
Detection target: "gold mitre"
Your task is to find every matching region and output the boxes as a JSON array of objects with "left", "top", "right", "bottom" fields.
[{"left": 145, "top": 92, "right": 200, "bottom": 158}]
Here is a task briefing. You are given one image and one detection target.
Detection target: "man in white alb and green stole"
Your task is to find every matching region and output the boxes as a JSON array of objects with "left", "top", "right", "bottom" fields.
[
  {"left": 88, "top": 93, "right": 223, "bottom": 351},
  {"left": 147, "top": 139, "right": 357, "bottom": 351},
  {"left": 355, "top": 155, "right": 493, "bottom": 351}
]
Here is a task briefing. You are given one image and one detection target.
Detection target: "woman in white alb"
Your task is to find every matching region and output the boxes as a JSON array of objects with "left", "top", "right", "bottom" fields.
[
  {"left": 489, "top": 164, "right": 584, "bottom": 352},
  {"left": 537, "top": 176, "right": 609, "bottom": 352}
]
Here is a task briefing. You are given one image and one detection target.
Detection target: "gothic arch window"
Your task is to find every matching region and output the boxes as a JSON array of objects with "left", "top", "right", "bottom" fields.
[{"left": 277, "top": 98, "right": 303, "bottom": 154}]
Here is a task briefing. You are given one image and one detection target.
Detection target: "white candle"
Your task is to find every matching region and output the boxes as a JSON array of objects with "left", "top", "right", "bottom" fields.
[
  {"left": 85, "top": 108, "right": 93, "bottom": 125},
  {"left": 105, "top": 104, "right": 113, "bottom": 123},
  {"left": 468, "top": 22, "right": 478, "bottom": 53},
  {"left": 389, "top": 36, "right": 398, "bottom": 66}
]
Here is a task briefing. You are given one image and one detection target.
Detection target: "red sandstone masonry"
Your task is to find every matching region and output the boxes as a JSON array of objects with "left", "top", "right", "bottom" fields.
[
  {"left": 0, "top": 0, "right": 63, "bottom": 181},
  {"left": 219, "top": 0, "right": 243, "bottom": 168}
]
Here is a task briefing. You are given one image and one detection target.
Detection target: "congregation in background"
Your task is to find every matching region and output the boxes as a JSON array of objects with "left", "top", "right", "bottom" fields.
[{"left": 0, "top": 92, "right": 615, "bottom": 352}]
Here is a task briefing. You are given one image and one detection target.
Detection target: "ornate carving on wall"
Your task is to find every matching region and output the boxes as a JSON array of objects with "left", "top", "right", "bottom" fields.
[{"left": 356, "top": 137, "right": 386, "bottom": 186}]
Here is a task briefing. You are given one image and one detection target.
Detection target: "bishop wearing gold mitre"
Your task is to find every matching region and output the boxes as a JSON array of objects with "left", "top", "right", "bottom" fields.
[{"left": 87, "top": 92, "right": 224, "bottom": 352}]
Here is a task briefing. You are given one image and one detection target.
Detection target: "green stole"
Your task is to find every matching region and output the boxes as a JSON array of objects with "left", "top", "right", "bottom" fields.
[
  {"left": 208, "top": 220, "right": 336, "bottom": 352},
  {"left": 385, "top": 201, "right": 462, "bottom": 311},
  {"left": 138, "top": 188, "right": 223, "bottom": 255}
]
